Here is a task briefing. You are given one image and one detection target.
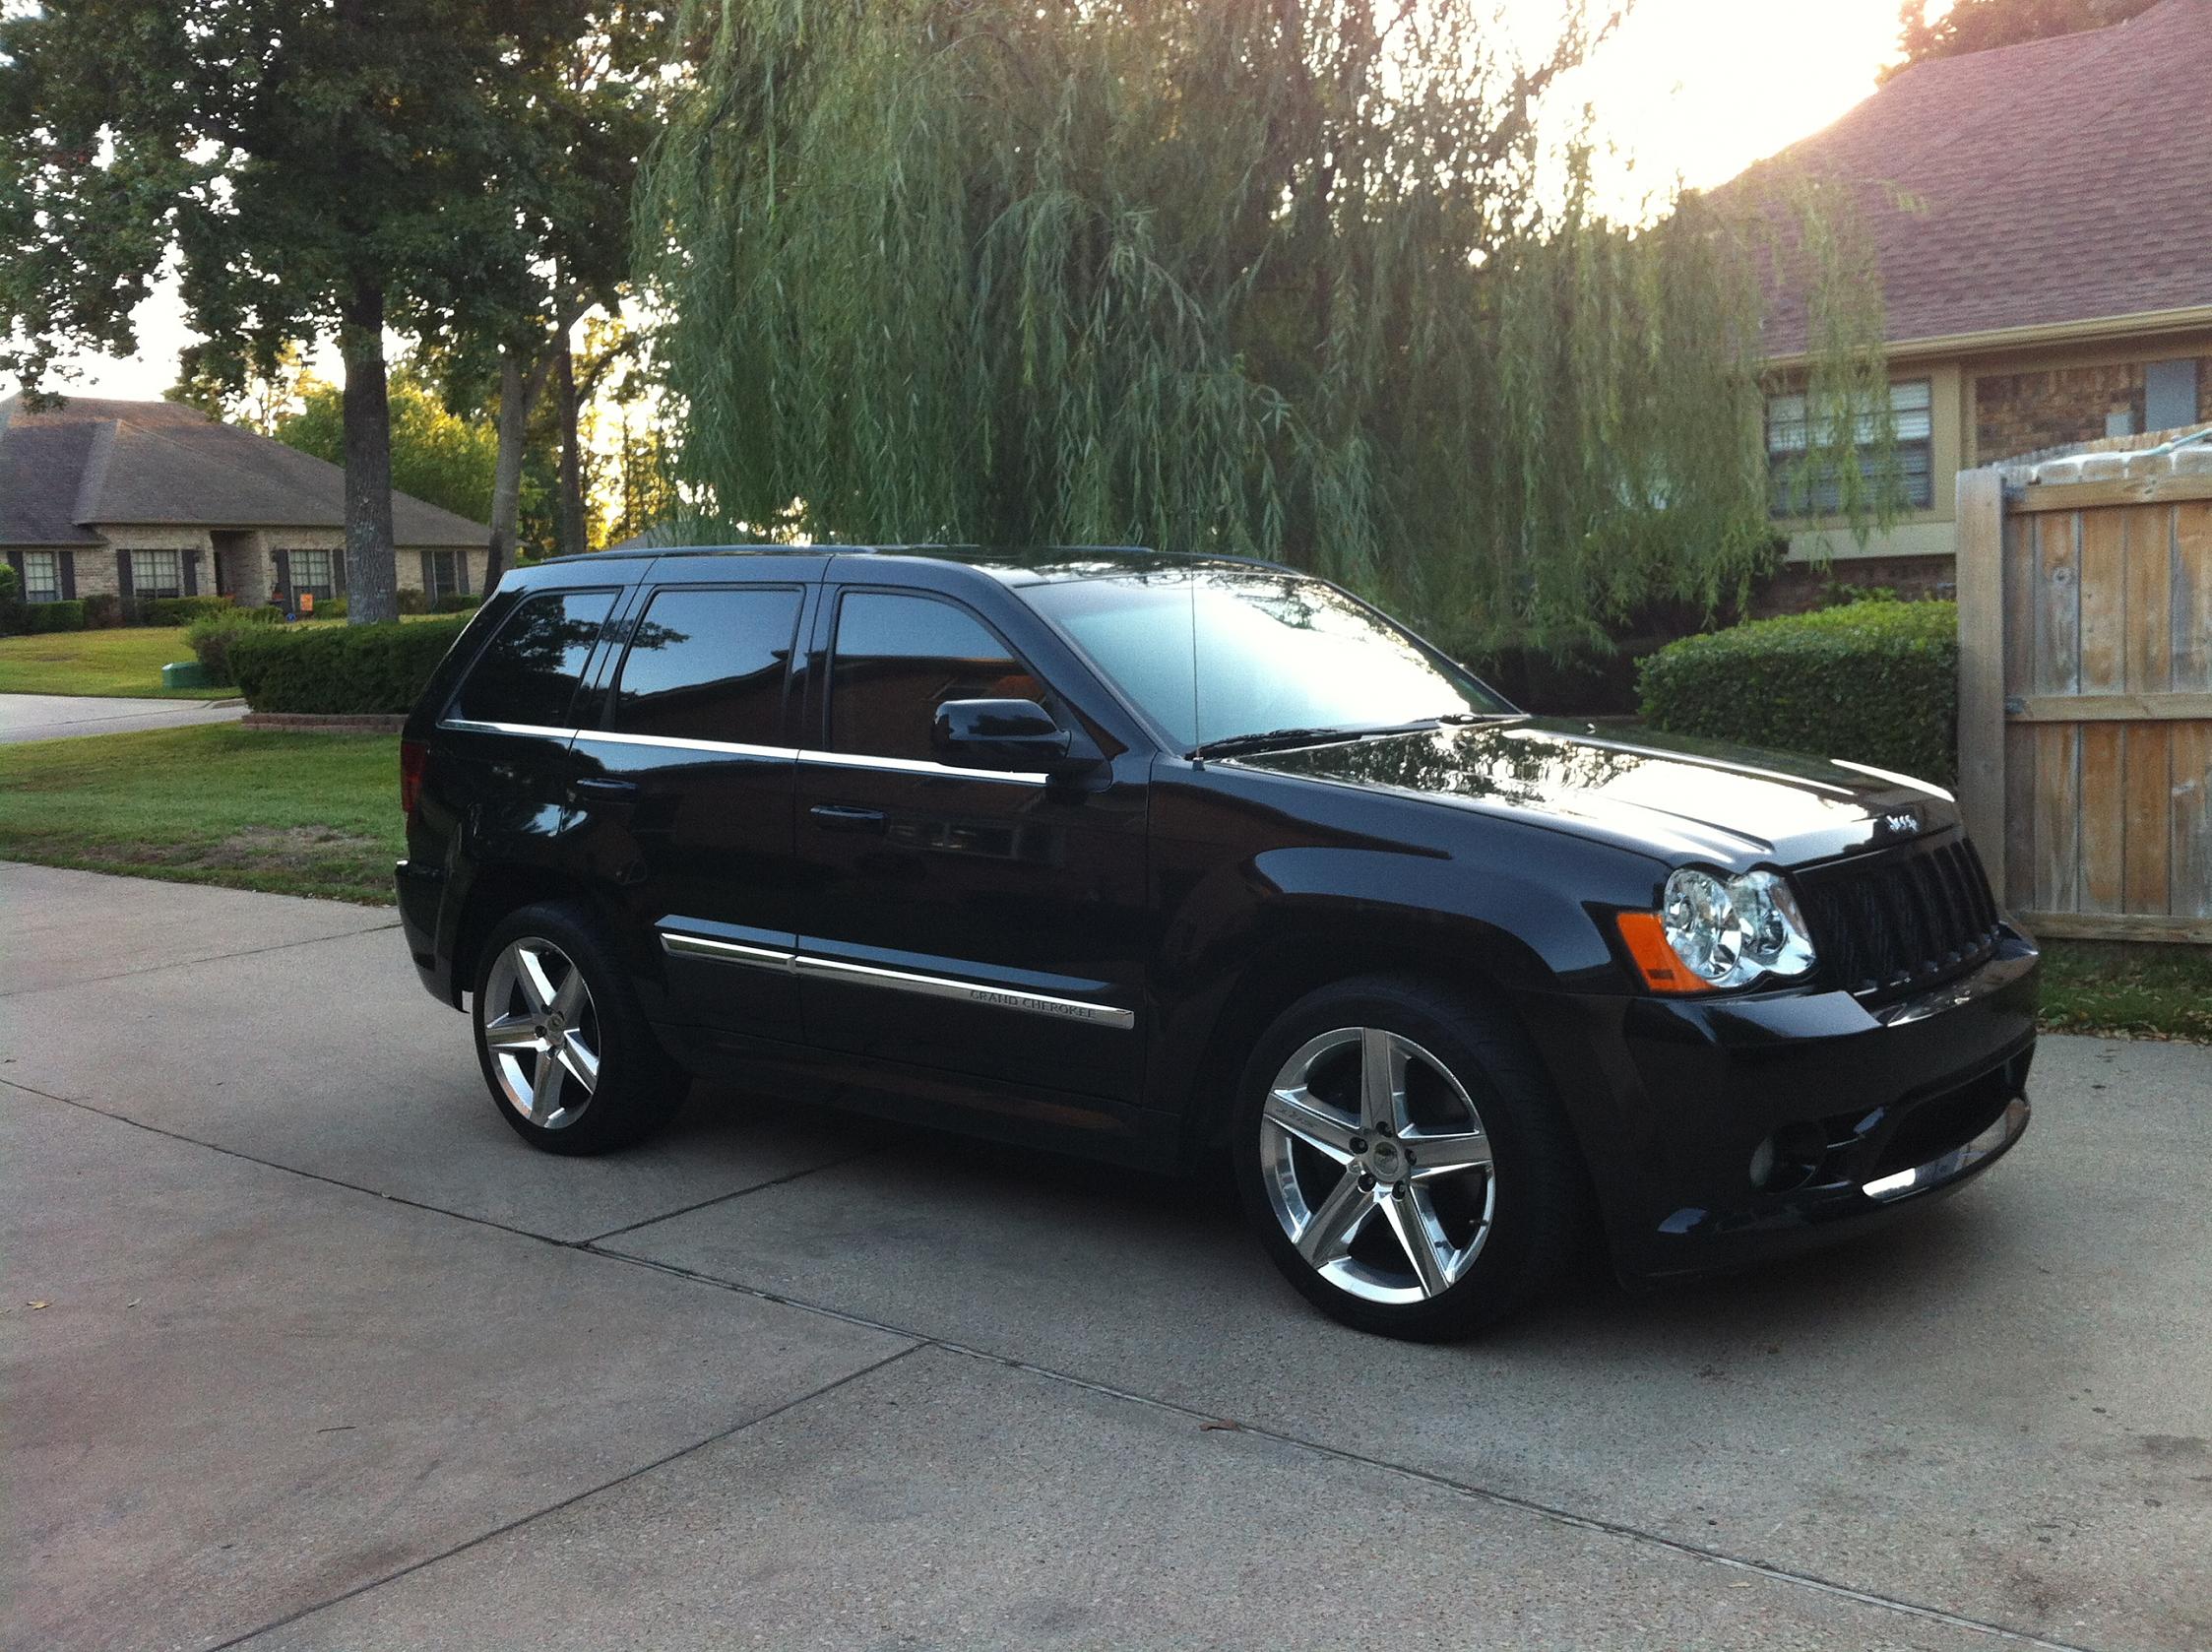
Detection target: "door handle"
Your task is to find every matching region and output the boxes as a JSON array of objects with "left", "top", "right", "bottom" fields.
[
  {"left": 809, "top": 803, "right": 887, "bottom": 833},
  {"left": 571, "top": 777, "right": 640, "bottom": 803}
]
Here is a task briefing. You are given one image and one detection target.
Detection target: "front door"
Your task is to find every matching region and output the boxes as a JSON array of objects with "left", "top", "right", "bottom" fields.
[{"left": 792, "top": 584, "right": 1149, "bottom": 1102}]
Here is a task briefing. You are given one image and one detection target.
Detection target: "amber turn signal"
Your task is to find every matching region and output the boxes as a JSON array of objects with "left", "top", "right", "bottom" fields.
[{"left": 1614, "top": 911, "right": 1705, "bottom": 995}]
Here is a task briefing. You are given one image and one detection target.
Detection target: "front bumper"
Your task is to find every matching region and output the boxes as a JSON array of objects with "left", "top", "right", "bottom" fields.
[{"left": 1522, "top": 929, "right": 2040, "bottom": 1281}]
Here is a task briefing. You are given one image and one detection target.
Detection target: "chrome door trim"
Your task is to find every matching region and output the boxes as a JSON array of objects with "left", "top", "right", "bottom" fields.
[
  {"left": 579, "top": 729, "right": 801, "bottom": 760},
  {"left": 798, "top": 749, "right": 1049, "bottom": 786},
  {"left": 440, "top": 718, "right": 576, "bottom": 739},
  {"left": 794, "top": 953, "right": 1136, "bottom": 1030},
  {"left": 658, "top": 930, "right": 796, "bottom": 974}
]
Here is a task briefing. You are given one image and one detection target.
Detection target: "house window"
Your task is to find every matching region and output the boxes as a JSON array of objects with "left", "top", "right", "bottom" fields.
[
  {"left": 129, "top": 548, "right": 184, "bottom": 600},
  {"left": 22, "top": 552, "right": 61, "bottom": 604},
  {"left": 426, "top": 550, "right": 462, "bottom": 601},
  {"left": 1768, "top": 379, "right": 1934, "bottom": 516},
  {"left": 288, "top": 549, "right": 338, "bottom": 603}
]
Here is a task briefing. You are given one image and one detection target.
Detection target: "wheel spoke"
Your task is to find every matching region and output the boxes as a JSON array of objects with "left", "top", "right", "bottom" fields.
[
  {"left": 554, "top": 1033, "right": 600, "bottom": 1094},
  {"left": 1407, "top": 1125, "right": 1492, "bottom": 1179},
  {"left": 1359, "top": 1027, "right": 1409, "bottom": 1134},
  {"left": 514, "top": 945, "right": 558, "bottom": 1015},
  {"left": 550, "top": 967, "right": 589, "bottom": 1025},
  {"left": 530, "top": 1046, "right": 566, "bottom": 1119},
  {"left": 482, "top": 1013, "right": 543, "bottom": 1051},
  {"left": 1263, "top": 1086, "right": 1358, "bottom": 1164},
  {"left": 1296, "top": 1168, "right": 1376, "bottom": 1267},
  {"left": 1381, "top": 1183, "right": 1450, "bottom": 1298}
]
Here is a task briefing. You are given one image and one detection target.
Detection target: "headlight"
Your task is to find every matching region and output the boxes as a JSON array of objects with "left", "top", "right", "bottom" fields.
[{"left": 1618, "top": 866, "right": 1817, "bottom": 993}]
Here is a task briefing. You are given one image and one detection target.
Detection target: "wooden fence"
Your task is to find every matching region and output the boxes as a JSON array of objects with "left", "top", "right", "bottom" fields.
[{"left": 1956, "top": 447, "right": 2212, "bottom": 943}]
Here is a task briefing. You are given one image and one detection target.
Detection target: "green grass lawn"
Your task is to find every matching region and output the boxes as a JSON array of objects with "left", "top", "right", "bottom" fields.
[
  {"left": 0, "top": 723, "right": 402, "bottom": 903},
  {"left": 0, "top": 626, "right": 234, "bottom": 699},
  {"left": 2039, "top": 940, "right": 2212, "bottom": 1044}
]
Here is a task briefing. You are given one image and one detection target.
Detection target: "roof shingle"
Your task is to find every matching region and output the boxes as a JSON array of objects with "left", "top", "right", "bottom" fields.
[
  {"left": 0, "top": 395, "right": 489, "bottom": 547},
  {"left": 1745, "top": 0, "right": 2212, "bottom": 356}
]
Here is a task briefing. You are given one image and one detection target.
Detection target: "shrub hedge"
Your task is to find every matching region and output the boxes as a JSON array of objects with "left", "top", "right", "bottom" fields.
[
  {"left": 184, "top": 608, "right": 282, "bottom": 684},
  {"left": 81, "top": 592, "right": 121, "bottom": 628},
  {"left": 26, "top": 599, "right": 89, "bottom": 633},
  {"left": 141, "top": 595, "right": 235, "bottom": 626},
  {"left": 1636, "top": 600, "right": 1958, "bottom": 788},
  {"left": 434, "top": 592, "right": 483, "bottom": 613},
  {"left": 228, "top": 616, "right": 473, "bottom": 714}
]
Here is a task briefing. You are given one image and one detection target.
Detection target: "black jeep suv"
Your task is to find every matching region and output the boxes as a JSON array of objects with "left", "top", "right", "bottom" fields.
[{"left": 398, "top": 546, "right": 2036, "bottom": 1339}]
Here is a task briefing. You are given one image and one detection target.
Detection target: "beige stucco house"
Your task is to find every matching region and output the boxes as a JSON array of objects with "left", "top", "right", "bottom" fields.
[
  {"left": 1747, "top": 0, "right": 2211, "bottom": 602},
  {"left": 0, "top": 395, "right": 490, "bottom": 610}
]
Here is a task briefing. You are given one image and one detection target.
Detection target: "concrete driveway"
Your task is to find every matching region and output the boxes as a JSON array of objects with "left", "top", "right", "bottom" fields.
[
  {"left": 0, "top": 692, "right": 246, "bottom": 744},
  {"left": 2, "top": 860, "right": 2207, "bottom": 1652}
]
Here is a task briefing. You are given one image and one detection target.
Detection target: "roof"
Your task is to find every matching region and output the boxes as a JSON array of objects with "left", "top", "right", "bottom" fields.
[
  {"left": 1743, "top": 0, "right": 2212, "bottom": 357},
  {"left": 0, "top": 395, "right": 490, "bottom": 547}
]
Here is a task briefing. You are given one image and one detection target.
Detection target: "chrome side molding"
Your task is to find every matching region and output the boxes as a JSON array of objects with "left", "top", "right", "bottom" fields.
[{"left": 656, "top": 926, "right": 1134, "bottom": 1030}]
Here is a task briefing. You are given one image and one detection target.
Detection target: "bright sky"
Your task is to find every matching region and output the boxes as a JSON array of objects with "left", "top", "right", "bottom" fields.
[{"left": 27, "top": 0, "right": 1918, "bottom": 402}]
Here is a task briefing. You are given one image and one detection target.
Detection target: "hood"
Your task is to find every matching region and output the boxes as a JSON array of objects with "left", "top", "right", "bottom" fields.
[{"left": 1226, "top": 719, "right": 1958, "bottom": 868}]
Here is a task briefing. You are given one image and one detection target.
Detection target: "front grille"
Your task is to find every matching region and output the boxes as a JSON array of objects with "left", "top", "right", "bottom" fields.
[{"left": 1794, "top": 832, "right": 2003, "bottom": 1001}]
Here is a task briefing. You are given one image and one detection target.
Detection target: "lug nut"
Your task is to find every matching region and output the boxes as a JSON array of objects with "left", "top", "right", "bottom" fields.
[
  {"left": 1358, "top": 1173, "right": 1375, "bottom": 1190},
  {"left": 1350, "top": 1137, "right": 1367, "bottom": 1154}
]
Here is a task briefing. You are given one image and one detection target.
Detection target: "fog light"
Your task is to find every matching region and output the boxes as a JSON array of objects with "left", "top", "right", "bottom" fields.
[{"left": 1750, "top": 1122, "right": 1828, "bottom": 1192}]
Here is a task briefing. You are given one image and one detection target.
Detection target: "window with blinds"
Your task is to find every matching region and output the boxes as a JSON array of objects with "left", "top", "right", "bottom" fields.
[{"left": 1767, "top": 379, "right": 1933, "bottom": 516}]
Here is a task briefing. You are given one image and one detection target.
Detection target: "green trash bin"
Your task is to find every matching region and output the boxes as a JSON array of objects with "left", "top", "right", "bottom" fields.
[{"left": 161, "top": 661, "right": 211, "bottom": 691}]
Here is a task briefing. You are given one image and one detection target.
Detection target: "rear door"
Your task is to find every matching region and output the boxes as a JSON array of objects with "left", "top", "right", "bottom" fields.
[
  {"left": 568, "top": 562, "right": 818, "bottom": 1040},
  {"left": 790, "top": 574, "right": 1151, "bottom": 1102}
]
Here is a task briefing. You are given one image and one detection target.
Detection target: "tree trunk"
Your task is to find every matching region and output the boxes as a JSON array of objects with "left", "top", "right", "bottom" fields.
[
  {"left": 484, "top": 347, "right": 553, "bottom": 590},
  {"left": 555, "top": 337, "right": 588, "bottom": 558},
  {"left": 340, "top": 284, "right": 399, "bottom": 624}
]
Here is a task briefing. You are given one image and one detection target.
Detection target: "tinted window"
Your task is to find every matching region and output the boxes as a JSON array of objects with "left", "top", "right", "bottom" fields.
[
  {"left": 609, "top": 586, "right": 802, "bottom": 744},
  {"left": 1022, "top": 567, "right": 1508, "bottom": 751},
  {"left": 828, "top": 592, "right": 1043, "bottom": 762},
  {"left": 451, "top": 589, "right": 616, "bottom": 727}
]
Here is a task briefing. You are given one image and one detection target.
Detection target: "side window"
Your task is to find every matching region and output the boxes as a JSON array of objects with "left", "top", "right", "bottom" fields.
[
  {"left": 828, "top": 591, "right": 1044, "bottom": 762},
  {"left": 450, "top": 589, "right": 616, "bottom": 728},
  {"left": 609, "top": 586, "right": 803, "bottom": 745}
]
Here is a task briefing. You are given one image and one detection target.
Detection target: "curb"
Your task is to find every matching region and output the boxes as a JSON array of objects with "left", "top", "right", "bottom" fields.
[{"left": 239, "top": 712, "right": 408, "bottom": 733}]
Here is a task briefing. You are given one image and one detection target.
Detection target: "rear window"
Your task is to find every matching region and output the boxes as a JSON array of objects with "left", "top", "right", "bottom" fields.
[
  {"left": 608, "top": 586, "right": 803, "bottom": 745},
  {"left": 450, "top": 589, "right": 617, "bottom": 728}
]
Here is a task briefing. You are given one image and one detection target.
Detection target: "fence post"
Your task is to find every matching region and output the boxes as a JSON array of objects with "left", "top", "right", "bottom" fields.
[{"left": 1954, "top": 467, "right": 2007, "bottom": 897}]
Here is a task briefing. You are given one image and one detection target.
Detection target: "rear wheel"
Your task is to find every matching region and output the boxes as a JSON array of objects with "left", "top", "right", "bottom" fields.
[
  {"left": 1233, "top": 976, "right": 1588, "bottom": 1340},
  {"left": 473, "top": 902, "right": 684, "bottom": 1155}
]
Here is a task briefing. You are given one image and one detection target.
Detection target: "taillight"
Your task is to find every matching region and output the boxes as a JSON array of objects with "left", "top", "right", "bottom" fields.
[{"left": 400, "top": 738, "right": 428, "bottom": 819}]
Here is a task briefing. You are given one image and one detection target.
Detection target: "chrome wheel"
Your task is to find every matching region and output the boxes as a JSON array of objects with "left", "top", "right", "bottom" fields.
[
  {"left": 1260, "top": 1027, "right": 1497, "bottom": 1305},
  {"left": 480, "top": 937, "right": 601, "bottom": 1130}
]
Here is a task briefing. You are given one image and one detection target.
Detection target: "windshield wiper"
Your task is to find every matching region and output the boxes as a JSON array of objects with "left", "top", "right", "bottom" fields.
[{"left": 1189, "top": 722, "right": 1435, "bottom": 760}]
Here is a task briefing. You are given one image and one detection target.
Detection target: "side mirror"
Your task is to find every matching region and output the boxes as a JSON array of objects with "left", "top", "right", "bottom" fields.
[{"left": 932, "top": 698, "right": 1089, "bottom": 774}]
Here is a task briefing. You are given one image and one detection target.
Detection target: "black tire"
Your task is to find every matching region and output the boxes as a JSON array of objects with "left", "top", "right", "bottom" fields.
[
  {"left": 471, "top": 901, "right": 686, "bottom": 1155},
  {"left": 1232, "top": 975, "right": 1589, "bottom": 1341}
]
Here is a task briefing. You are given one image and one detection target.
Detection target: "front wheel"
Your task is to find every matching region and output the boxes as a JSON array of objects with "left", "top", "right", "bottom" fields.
[
  {"left": 473, "top": 902, "right": 684, "bottom": 1155},
  {"left": 1232, "top": 976, "right": 1589, "bottom": 1340}
]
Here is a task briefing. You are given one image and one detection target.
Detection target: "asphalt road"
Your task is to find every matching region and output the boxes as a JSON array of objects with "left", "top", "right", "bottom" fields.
[
  {"left": 2, "top": 860, "right": 2207, "bottom": 1652},
  {"left": 0, "top": 692, "right": 246, "bottom": 744}
]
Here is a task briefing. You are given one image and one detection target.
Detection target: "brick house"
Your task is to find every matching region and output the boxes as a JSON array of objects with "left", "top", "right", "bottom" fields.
[
  {"left": 0, "top": 395, "right": 490, "bottom": 611},
  {"left": 1748, "top": 0, "right": 2211, "bottom": 604}
]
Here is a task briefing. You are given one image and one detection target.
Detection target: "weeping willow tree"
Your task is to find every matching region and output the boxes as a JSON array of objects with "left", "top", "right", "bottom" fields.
[{"left": 641, "top": 0, "right": 1891, "bottom": 657}]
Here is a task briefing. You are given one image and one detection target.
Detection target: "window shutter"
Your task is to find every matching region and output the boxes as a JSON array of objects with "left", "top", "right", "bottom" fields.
[
  {"left": 273, "top": 548, "right": 290, "bottom": 608},
  {"left": 3, "top": 551, "right": 20, "bottom": 586},
  {"left": 184, "top": 548, "right": 200, "bottom": 597},
  {"left": 60, "top": 552, "right": 76, "bottom": 600},
  {"left": 117, "top": 550, "right": 135, "bottom": 604},
  {"left": 332, "top": 547, "right": 347, "bottom": 596},
  {"left": 420, "top": 550, "right": 433, "bottom": 597}
]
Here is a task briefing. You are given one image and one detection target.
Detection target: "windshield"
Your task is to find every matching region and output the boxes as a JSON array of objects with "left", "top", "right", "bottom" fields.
[{"left": 1021, "top": 565, "right": 1513, "bottom": 752}]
